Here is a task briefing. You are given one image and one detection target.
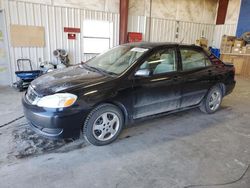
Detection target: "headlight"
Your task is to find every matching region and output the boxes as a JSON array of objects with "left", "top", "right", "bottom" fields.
[{"left": 37, "top": 93, "right": 77, "bottom": 108}]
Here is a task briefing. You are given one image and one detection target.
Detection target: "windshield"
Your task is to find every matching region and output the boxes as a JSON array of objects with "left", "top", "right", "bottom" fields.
[{"left": 85, "top": 45, "right": 148, "bottom": 75}]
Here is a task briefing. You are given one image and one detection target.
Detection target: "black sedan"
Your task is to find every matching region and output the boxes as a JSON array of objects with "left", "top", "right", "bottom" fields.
[{"left": 22, "top": 42, "right": 236, "bottom": 146}]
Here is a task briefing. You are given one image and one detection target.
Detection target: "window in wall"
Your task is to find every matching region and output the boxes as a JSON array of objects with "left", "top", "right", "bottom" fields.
[
  {"left": 139, "top": 48, "right": 177, "bottom": 75},
  {"left": 180, "top": 49, "right": 211, "bottom": 71},
  {"left": 83, "top": 20, "right": 113, "bottom": 54}
]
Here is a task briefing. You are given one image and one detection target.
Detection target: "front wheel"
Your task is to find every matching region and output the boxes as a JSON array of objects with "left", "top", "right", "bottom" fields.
[
  {"left": 200, "top": 85, "right": 223, "bottom": 114},
  {"left": 83, "top": 104, "right": 124, "bottom": 146}
]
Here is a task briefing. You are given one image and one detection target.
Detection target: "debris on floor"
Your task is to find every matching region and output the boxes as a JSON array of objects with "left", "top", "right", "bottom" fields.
[{"left": 11, "top": 125, "right": 87, "bottom": 159}]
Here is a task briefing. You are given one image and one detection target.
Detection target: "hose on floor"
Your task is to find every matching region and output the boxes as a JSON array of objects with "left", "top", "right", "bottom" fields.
[
  {"left": 0, "top": 115, "right": 24, "bottom": 128},
  {"left": 184, "top": 164, "right": 250, "bottom": 187}
]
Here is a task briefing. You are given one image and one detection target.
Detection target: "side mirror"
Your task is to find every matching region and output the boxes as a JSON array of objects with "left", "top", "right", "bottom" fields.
[{"left": 135, "top": 69, "right": 150, "bottom": 77}]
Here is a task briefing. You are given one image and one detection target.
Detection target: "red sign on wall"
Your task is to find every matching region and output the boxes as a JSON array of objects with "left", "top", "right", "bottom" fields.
[
  {"left": 68, "top": 33, "right": 76, "bottom": 40},
  {"left": 64, "top": 27, "right": 80, "bottom": 33},
  {"left": 128, "top": 32, "right": 143, "bottom": 43}
]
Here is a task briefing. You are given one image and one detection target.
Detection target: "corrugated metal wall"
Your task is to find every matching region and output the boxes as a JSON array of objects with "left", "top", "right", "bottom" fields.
[
  {"left": 127, "top": 15, "right": 146, "bottom": 36},
  {"left": 146, "top": 18, "right": 178, "bottom": 42},
  {"left": 4, "top": 0, "right": 119, "bottom": 82},
  {"left": 178, "top": 21, "right": 215, "bottom": 45},
  {"left": 128, "top": 16, "right": 215, "bottom": 45},
  {"left": 128, "top": 15, "right": 237, "bottom": 49},
  {"left": 3, "top": 1, "right": 237, "bottom": 84},
  {"left": 213, "top": 24, "right": 237, "bottom": 48}
]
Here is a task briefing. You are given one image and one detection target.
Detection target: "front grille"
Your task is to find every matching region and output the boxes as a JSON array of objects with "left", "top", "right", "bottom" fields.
[{"left": 26, "top": 86, "right": 39, "bottom": 104}]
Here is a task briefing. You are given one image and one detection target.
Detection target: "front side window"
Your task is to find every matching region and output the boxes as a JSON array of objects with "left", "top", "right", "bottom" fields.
[
  {"left": 180, "top": 49, "right": 211, "bottom": 71},
  {"left": 138, "top": 48, "right": 177, "bottom": 75}
]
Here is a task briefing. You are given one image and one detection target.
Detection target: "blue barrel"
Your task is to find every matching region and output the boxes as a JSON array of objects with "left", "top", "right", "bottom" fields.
[{"left": 209, "top": 47, "right": 220, "bottom": 58}]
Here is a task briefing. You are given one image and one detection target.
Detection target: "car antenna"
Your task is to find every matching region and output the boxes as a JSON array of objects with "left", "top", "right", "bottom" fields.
[{"left": 180, "top": 38, "right": 184, "bottom": 44}]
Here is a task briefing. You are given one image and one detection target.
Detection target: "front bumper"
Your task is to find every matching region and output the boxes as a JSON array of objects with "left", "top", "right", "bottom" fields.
[{"left": 22, "top": 96, "right": 90, "bottom": 139}]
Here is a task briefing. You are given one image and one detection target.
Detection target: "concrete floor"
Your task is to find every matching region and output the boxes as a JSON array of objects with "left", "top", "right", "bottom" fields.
[{"left": 0, "top": 77, "right": 250, "bottom": 188}]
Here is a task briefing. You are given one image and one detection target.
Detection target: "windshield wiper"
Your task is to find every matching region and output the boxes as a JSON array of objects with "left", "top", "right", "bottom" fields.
[
  {"left": 80, "top": 63, "right": 92, "bottom": 70},
  {"left": 81, "top": 63, "right": 101, "bottom": 73},
  {"left": 81, "top": 63, "right": 117, "bottom": 76},
  {"left": 100, "top": 69, "right": 118, "bottom": 76}
]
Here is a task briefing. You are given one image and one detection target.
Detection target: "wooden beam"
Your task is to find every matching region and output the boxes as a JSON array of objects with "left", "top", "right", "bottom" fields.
[
  {"left": 119, "top": 0, "right": 129, "bottom": 44},
  {"left": 216, "top": 0, "right": 229, "bottom": 25}
]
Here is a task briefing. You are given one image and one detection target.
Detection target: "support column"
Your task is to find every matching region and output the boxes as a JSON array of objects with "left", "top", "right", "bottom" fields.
[
  {"left": 216, "top": 0, "right": 229, "bottom": 25},
  {"left": 119, "top": 0, "right": 129, "bottom": 44}
]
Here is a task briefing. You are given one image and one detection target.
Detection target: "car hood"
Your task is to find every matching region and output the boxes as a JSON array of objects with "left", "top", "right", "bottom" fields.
[{"left": 31, "top": 65, "right": 113, "bottom": 95}]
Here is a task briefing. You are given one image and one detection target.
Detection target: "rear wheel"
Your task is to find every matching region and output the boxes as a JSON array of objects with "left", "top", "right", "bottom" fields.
[
  {"left": 200, "top": 85, "right": 222, "bottom": 114},
  {"left": 83, "top": 104, "right": 124, "bottom": 146}
]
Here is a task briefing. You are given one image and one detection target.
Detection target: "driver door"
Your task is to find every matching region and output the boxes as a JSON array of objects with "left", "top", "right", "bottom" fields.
[{"left": 132, "top": 47, "right": 182, "bottom": 119}]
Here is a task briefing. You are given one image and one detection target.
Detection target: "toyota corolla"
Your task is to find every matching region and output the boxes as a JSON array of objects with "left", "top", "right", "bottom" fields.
[{"left": 22, "top": 43, "right": 236, "bottom": 146}]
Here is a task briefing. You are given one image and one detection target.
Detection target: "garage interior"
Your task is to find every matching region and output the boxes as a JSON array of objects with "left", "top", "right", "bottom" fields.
[{"left": 0, "top": 0, "right": 250, "bottom": 187}]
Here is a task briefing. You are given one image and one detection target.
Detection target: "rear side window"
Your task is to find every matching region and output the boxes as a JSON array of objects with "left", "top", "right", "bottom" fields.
[{"left": 180, "top": 49, "right": 211, "bottom": 71}]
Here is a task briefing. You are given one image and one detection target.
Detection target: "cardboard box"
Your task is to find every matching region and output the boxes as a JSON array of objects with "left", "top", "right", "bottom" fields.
[
  {"left": 232, "top": 47, "right": 242, "bottom": 54},
  {"left": 200, "top": 37, "right": 208, "bottom": 47},
  {"left": 196, "top": 37, "right": 208, "bottom": 48},
  {"left": 221, "top": 41, "right": 234, "bottom": 47},
  {"left": 220, "top": 40, "right": 234, "bottom": 53},
  {"left": 221, "top": 41, "right": 234, "bottom": 53},
  {"left": 226, "top": 46, "right": 232, "bottom": 53},
  {"left": 234, "top": 39, "right": 245, "bottom": 47},
  {"left": 221, "top": 45, "right": 232, "bottom": 53},
  {"left": 221, "top": 35, "right": 236, "bottom": 43},
  {"left": 220, "top": 35, "right": 236, "bottom": 53}
]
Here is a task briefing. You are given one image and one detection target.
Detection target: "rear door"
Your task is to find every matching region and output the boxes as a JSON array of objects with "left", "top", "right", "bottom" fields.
[
  {"left": 132, "top": 46, "right": 182, "bottom": 119},
  {"left": 178, "top": 46, "right": 214, "bottom": 108}
]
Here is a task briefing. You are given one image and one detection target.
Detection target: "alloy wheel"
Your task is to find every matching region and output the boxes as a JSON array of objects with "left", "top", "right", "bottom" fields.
[
  {"left": 92, "top": 112, "right": 120, "bottom": 141},
  {"left": 209, "top": 91, "right": 221, "bottom": 111}
]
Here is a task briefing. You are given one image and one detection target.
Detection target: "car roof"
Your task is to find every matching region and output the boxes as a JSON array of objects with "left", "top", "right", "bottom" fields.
[{"left": 122, "top": 42, "right": 203, "bottom": 50}]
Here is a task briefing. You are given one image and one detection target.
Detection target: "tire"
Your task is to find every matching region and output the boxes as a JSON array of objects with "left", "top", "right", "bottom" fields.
[
  {"left": 83, "top": 103, "right": 124, "bottom": 146},
  {"left": 200, "top": 85, "right": 223, "bottom": 114}
]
